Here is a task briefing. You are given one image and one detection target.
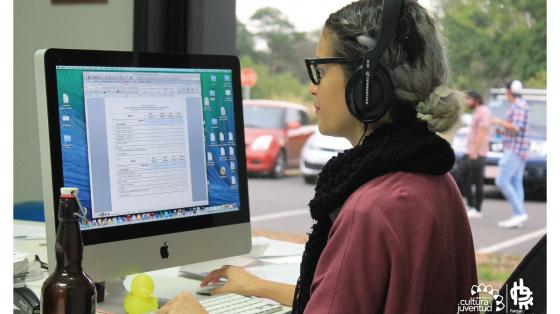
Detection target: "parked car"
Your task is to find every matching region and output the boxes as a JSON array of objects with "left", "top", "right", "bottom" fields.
[
  {"left": 299, "top": 129, "right": 352, "bottom": 184},
  {"left": 243, "top": 100, "right": 315, "bottom": 178},
  {"left": 451, "top": 88, "right": 546, "bottom": 196}
]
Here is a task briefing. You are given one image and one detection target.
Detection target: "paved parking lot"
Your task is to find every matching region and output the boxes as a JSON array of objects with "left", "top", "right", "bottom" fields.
[{"left": 248, "top": 173, "right": 546, "bottom": 258}]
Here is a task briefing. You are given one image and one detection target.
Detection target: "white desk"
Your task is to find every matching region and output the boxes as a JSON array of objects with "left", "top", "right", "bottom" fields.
[{"left": 14, "top": 220, "right": 297, "bottom": 313}]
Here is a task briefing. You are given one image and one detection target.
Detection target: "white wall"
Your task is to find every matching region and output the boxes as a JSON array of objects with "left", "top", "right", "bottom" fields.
[{"left": 14, "top": 0, "right": 134, "bottom": 203}]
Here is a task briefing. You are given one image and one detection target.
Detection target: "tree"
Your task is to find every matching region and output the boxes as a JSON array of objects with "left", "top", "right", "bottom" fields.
[
  {"left": 234, "top": 8, "right": 318, "bottom": 106},
  {"left": 238, "top": 55, "right": 313, "bottom": 105},
  {"left": 248, "top": 7, "right": 317, "bottom": 84},
  {"left": 439, "top": 0, "right": 546, "bottom": 92}
]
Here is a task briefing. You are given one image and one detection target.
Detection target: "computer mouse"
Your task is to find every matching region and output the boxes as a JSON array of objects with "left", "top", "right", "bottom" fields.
[
  {"left": 13, "top": 287, "right": 40, "bottom": 314},
  {"left": 195, "top": 282, "right": 226, "bottom": 296}
]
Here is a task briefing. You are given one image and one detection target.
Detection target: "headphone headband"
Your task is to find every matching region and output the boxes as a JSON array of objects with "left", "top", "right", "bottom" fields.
[
  {"left": 364, "top": 0, "right": 403, "bottom": 64},
  {"left": 362, "top": 0, "right": 403, "bottom": 107}
]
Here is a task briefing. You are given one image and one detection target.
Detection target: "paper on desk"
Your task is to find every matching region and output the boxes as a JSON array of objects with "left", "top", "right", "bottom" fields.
[
  {"left": 14, "top": 251, "right": 30, "bottom": 276},
  {"left": 179, "top": 255, "right": 262, "bottom": 280},
  {"left": 260, "top": 255, "right": 302, "bottom": 265},
  {"left": 245, "top": 263, "right": 301, "bottom": 285},
  {"left": 252, "top": 237, "right": 305, "bottom": 258},
  {"left": 13, "top": 223, "right": 46, "bottom": 240}
]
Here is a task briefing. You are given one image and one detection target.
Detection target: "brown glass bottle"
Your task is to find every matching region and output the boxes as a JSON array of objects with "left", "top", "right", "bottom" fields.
[{"left": 41, "top": 193, "right": 97, "bottom": 314}]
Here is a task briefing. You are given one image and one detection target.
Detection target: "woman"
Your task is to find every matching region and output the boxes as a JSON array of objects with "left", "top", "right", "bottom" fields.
[{"left": 159, "top": 0, "right": 478, "bottom": 313}]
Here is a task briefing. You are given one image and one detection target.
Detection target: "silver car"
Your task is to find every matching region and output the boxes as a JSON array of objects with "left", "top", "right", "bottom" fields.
[{"left": 299, "top": 128, "right": 352, "bottom": 184}]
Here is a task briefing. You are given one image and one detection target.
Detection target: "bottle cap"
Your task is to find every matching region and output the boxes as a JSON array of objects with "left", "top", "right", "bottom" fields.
[{"left": 60, "top": 187, "right": 79, "bottom": 196}]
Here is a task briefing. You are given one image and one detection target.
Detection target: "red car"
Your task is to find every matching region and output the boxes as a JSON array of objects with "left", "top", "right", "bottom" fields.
[{"left": 243, "top": 100, "right": 315, "bottom": 177}]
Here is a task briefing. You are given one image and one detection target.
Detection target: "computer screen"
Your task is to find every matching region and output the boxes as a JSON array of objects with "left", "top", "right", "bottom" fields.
[
  {"left": 35, "top": 49, "right": 252, "bottom": 281},
  {"left": 58, "top": 66, "right": 240, "bottom": 229}
]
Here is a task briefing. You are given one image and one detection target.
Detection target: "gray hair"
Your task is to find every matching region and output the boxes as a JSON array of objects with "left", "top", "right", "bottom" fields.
[{"left": 324, "top": 0, "right": 463, "bottom": 132}]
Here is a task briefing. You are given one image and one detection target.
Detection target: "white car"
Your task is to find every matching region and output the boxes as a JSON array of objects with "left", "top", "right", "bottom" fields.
[{"left": 299, "top": 129, "right": 352, "bottom": 184}]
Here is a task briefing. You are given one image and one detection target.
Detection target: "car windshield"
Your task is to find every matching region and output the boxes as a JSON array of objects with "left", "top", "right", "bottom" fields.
[
  {"left": 488, "top": 98, "right": 546, "bottom": 133},
  {"left": 243, "top": 105, "right": 285, "bottom": 129}
]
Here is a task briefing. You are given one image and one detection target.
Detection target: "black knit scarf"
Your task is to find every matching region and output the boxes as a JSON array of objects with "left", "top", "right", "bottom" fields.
[{"left": 291, "top": 117, "right": 455, "bottom": 313}]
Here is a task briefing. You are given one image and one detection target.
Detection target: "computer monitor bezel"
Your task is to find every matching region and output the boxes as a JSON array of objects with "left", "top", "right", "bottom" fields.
[{"left": 35, "top": 48, "right": 252, "bottom": 280}]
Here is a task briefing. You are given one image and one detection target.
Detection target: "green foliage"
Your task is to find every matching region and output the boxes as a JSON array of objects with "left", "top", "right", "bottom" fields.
[
  {"left": 440, "top": 0, "right": 546, "bottom": 93},
  {"left": 236, "top": 8, "right": 317, "bottom": 105},
  {"left": 248, "top": 8, "right": 317, "bottom": 84},
  {"left": 524, "top": 70, "right": 546, "bottom": 88},
  {"left": 238, "top": 55, "right": 313, "bottom": 105}
]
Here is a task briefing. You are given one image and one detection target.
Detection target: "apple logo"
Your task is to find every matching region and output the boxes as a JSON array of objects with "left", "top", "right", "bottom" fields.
[{"left": 160, "top": 242, "right": 170, "bottom": 259}]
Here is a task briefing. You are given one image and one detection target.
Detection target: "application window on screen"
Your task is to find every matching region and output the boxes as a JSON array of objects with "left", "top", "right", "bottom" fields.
[{"left": 55, "top": 65, "right": 241, "bottom": 230}]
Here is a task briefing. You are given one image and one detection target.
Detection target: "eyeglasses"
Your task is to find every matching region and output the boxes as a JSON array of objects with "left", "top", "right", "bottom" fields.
[{"left": 305, "top": 57, "right": 350, "bottom": 85}]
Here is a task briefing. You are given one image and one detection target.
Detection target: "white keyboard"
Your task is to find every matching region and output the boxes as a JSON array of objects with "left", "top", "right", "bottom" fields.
[{"left": 199, "top": 293, "right": 284, "bottom": 314}]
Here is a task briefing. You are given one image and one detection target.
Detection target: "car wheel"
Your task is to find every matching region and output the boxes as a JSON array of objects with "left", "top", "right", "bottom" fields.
[
  {"left": 304, "top": 175, "right": 316, "bottom": 185},
  {"left": 271, "top": 150, "right": 286, "bottom": 178}
]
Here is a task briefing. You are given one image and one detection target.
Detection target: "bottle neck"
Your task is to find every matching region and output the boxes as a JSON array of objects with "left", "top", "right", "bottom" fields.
[
  {"left": 55, "top": 198, "right": 84, "bottom": 273},
  {"left": 55, "top": 219, "right": 84, "bottom": 272}
]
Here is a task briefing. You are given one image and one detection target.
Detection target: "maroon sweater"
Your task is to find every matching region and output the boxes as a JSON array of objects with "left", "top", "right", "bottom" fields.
[{"left": 305, "top": 172, "right": 478, "bottom": 314}]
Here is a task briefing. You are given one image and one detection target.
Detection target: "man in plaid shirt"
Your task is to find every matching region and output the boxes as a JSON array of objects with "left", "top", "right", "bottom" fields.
[{"left": 493, "top": 80, "right": 530, "bottom": 228}]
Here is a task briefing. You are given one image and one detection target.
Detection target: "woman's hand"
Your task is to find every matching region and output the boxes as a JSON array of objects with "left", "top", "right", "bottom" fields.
[
  {"left": 157, "top": 292, "right": 207, "bottom": 314},
  {"left": 200, "top": 265, "right": 262, "bottom": 296}
]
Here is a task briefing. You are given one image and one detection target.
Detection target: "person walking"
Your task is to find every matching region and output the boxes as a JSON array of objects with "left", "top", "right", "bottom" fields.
[
  {"left": 461, "top": 91, "right": 492, "bottom": 218},
  {"left": 494, "top": 80, "right": 530, "bottom": 228}
]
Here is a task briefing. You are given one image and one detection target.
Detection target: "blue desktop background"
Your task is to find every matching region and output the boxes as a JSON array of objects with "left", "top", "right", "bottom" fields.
[{"left": 55, "top": 67, "right": 240, "bottom": 225}]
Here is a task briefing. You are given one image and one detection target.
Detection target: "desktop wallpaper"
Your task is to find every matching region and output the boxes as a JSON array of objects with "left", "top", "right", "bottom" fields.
[{"left": 55, "top": 66, "right": 241, "bottom": 228}]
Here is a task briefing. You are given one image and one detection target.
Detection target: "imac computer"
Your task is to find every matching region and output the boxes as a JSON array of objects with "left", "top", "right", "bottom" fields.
[{"left": 34, "top": 48, "right": 252, "bottom": 282}]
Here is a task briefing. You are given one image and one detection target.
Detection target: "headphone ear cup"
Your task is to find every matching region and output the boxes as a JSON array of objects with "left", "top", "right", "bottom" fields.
[
  {"left": 345, "top": 66, "right": 365, "bottom": 121},
  {"left": 345, "top": 65, "right": 394, "bottom": 123}
]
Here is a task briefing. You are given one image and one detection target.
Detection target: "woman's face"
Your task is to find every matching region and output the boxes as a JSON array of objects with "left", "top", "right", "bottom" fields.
[{"left": 308, "top": 30, "right": 361, "bottom": 141}]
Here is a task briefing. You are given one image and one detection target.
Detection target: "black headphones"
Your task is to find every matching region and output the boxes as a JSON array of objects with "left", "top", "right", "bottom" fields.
[{"left": 345, "top": 0, "right": 404, "bottom": 123}]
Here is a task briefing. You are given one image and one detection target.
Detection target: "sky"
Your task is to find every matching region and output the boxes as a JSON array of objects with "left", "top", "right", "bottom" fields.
[{"left": 236, "top": 0, "right": 434, "bottom": 33}]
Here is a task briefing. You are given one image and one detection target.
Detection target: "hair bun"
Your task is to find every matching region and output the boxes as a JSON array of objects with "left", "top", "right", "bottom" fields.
[{"left": 416, "top": 86, "right": 465, "bottom": 132}]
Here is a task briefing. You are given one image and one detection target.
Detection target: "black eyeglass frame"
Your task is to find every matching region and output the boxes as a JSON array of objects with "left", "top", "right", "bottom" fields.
[{"left": 305, "top": 57, "right": 350, "bottom": 85}]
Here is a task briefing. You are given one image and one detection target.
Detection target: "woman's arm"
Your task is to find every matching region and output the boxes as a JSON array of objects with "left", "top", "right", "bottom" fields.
[
  {"left": 201, "top": 265, "right": 295, "bottom": 306},
  {"left": 253, "top": 279, "right": 295, "bottom": 306}
]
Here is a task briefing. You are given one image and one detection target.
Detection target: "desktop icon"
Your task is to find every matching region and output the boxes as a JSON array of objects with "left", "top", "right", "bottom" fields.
[
  {"left": 209, "top": 89, "right": 216, "bottom": 97},
  {"left": 228, "top": 132, "right": 234, "bottom": 141},
  {"left": 220, "top": 167, "right": 226, "bottom": 176},
  {"left": 210, "top": 133, "right": 216, "bottom": 142},
  {"left": 212, "top": 118, "right": 218, "bottom": 126},
  {"left": 219, "top": 133, "right": 225, "bottom": 142},
  {"left": 160, "top": 242, "right": 170, "bottom": 259},
  {"left": 220, "top": 147, "right": 226, "bottom": 156},
  {"left": 229, "top": 147, "right": 234, "bottom": 156},
  {"left": 210, "top": 75, "right": 217, "bottom": 82},
  {"left": 63, "top": 135, "right": 72, "bottom": 142},
  {"left": 224, "top": 74, "right": 230, "bottom": 81},
  {"left": 62, "top": 115, "right": 70, "bottom": 121},
  {"left": 221, "top": 107, "right": 226, "bottom": 116},
  {"left": 231, "top": 176, "right": 237, "bottom": 186},
  {"left": 62, "top": 93, "right": 69, "bottom": 104},
  {"left": 225, "top": 89, "right": 231, "bottom": 96},
  {"left": 230, "top": 161, "right": 235, "bottom": 170},
  {"left": 207, "top": 152, "right": 213, "bottom": 162},
  {"left": 204, "top": 97, "right": 210, "bottom": 107}
]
